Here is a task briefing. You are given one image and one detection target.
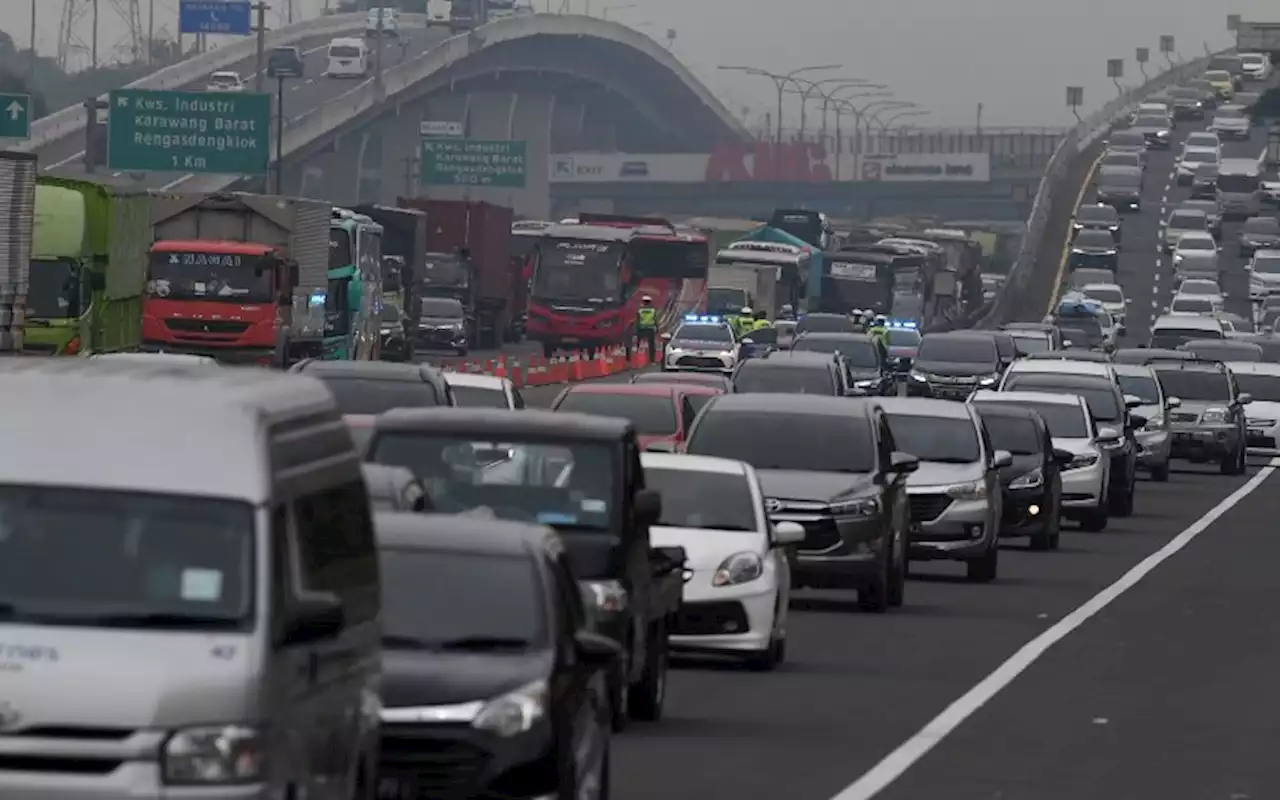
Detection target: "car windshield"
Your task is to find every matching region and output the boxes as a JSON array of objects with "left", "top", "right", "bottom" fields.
[
  {"left": 1074, "top": 231, "right": 1115, "bottom": 248},
  {"left": 1186, "top": 134, "right": 1218, "bottom": 147},
  {"left": 210, "top": 73, "right": 238, "bottom": 85},
  {"left": 917, "top": 336, "right": 997, "bottom": 364},
  {"left": 554, "top": 391, "right": 676, "bottom": 436},
  {"left": 1179, "top": 281, "right": 1218, "bottom": 295},
  {"left": 367, "top": 435, "right": 616, "bottom": 531},
  {"left": 1177, "top": 237, "right": 1215, "bottom": 251},
  {"left": 0, "top": 487, "right": 253, "bottom": 629},
  {"left": 148, "top": 250, "right": 274, "bottom": 304},
  {"left": 26, "top": 259, "right": 81, "bottom": 319},
  {"left": 792, "top": 337, "right": 880, "bottom": 367},
  {"left": 380, "top": 550, "right": 543, "bottom": 651},
  {"left": 1083, "top": 286, "right": 1123, "bottom": 303},
  {"left": 1004, "top": 377, "right": 1122, "bottom": 422},
  {"left": 886, "top": 329, "right": 921, "bottom": 347},
  {"left": 687, "top": 411, "right": 875, "bottom": 473},
  {"left": 1205, "top": 70, "right": 1231, "bottom": 81},
  {"left": 644, "top": 467, "right": 757, "bottom": 531},
  {"left": 1154, "top": 370, "right": 1232, "bottom": 401},
  {"left": 1233, "top": 373, "right": 1280, "bottom": 401},
  {"left": 1253, "top": 255, "right": 1280, "bottom": 273},
  {"left": 987, "top": 401, "right": 1089, "bottom": 438},
  {"left": 1077, "top": 207, "right": 1117, "bottom": 223},
  {"left": 1134, "top": 116, "right": 1167, "bottom": 127},
  {"left": 978, "top": 414, "right": 1042, "bottom": 456},
  {"left": 1169, "top": 212, "right": 1206, "bottom": 229},
  {"left": 1100, "top": 171, "right": 1141, "bottom": 188},
  {"left": 1183, "top": 151, "right": 1217, "bottom": 164},
  {"left": 1117, "top": 373, "right": 1160, "bottom": 404},
  {"left": 733, "top": 363, "right": 836, "bottom": 395},
  {"left": 318, "top": 376, "right": 441, "bottom": 415},
  {"left": 673, "top": 324, "right": 733, "bottom": 345},
  {"left": 885, "top": 414, "right": 980, "bottom": 463},
  {"left": 420, "top": 297, "right": 464, "bottom": 318},
  {"left": 330, "top": 45, "right": 362, "bottom": 58},
  {"left": 1244, "top": 218, "right": 1280, "bottom": 234},
  {"left": 1172, "top": 297, "right": 1215, "bottom": 313},
  {"left": 1008, "top": 332, "right": 1050, "bottom": 354},
  {"left": 448, "top": 385, "right": 509, "bottom": 408},
  {"left": 1110, "top": 132, "right": 1143, "bottom": 147},
  {"left": 1102, "top": 153, "right": 1138, "bottom": 166}
]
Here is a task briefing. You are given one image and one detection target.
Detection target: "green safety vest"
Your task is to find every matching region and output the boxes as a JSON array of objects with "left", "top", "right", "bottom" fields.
[
  {"left": 750, "top": 318, "right": 771, "bottom": 332},
  {"left": 869, "top": 326, "right": 887, "bottom": 343},
  {"left": 637, "top": 307, "right": 657, "bottom": 328}
]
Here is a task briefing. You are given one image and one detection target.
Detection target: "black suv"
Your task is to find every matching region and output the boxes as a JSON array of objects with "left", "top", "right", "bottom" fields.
[
  {"left": 289, "top": 360, "right": 454, "bottom": 415},
  {"left": 907, "top": 332, "right": 1003, "bottom": 399},
  {"left": 1072, "top": 203, "right": 1122, "bottom": 242},
  {"left": 684, "top": 394, "right": 918, "bottom": 612},
  {"left": 998, "top": 370, "right": 1141, "bottom": 516},
  {"left": 790, "top": 332, "right": 894, "bottom": 395},
  {"left": 1069, "top": 229, "right": 1120, "bottom": 271},
  {"left": 732, "top": 351, "right": 844, "bottom": 395},
  {"left": 1151, "top": 359, "right": 1251, "bottom": 474},
  {"left": 364, "top": 408, "right": 685, "bottom": 731},
  {"left": 1239, "top": 216, "right": 1280, "bottom": 257}
]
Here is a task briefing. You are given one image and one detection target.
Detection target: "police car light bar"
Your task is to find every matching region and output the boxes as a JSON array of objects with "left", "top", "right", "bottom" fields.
[
  {"left": 887, "top": 320, "right": 917, "bottom": 328},
  {"left": 684, "top": 314, "right": 723, "bottom": 323}
]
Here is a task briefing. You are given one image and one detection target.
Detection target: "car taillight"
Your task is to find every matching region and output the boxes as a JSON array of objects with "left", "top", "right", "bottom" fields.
[{"left": 63, "top": 336, "right": 80, "bottom": 356}]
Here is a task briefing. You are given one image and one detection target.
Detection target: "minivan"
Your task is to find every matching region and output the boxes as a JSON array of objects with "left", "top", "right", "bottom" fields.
[{"left": 326, "top": 36, "right": 369, "bottom": 78}]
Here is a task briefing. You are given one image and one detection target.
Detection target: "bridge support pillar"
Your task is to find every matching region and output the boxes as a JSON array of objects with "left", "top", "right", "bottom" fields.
[{"left": 550, "top": 99, "right": 586, "bottom": 151}]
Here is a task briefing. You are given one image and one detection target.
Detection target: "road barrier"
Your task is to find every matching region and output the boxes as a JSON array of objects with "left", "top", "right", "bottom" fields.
[{"left": 437, "top": 343, "right": 656, "bottom": 388}]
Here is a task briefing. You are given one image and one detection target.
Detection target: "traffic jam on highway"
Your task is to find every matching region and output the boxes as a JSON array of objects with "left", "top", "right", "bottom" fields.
[{"left": 3, "top": 44, "right": 1280, "bottom": 800}]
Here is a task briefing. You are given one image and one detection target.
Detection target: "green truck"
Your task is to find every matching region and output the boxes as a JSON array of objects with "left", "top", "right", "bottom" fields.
[{"left": 25, "top": 177, "right": 150, "bottom": 355}]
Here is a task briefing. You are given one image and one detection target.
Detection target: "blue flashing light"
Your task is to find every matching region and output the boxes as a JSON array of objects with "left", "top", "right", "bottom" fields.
[
  {"left": 685, "top": 314, "right": 723, "bottom": 323},
  {"left": 309, "top": 291, "right": 327, "bottom": 306},
  {"left": 887, "top": 319, "right": 918, "bottom": 329}
]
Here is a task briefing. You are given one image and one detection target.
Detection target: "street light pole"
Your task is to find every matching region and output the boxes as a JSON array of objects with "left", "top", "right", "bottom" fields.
[
  {"left": 718, "top": 63, "right": 841, "bottom": 145},
  {"left": 880, "top": 109, "right": 928, "bottom": 133},
  {"left": 864, "top": 101, "right": 914, "bottom": 143},
  {"left": 274, "top": 76, "right": 286, "bottom": 192},
  {"left": 783, "top": 77, "right": 884, "bottom": 140},
  {"left": 253, "top": 2, "right": 269, "bottom": 93}
]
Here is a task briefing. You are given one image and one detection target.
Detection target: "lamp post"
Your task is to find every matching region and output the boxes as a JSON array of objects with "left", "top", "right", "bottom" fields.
[
  {"left": 822, "top": 86, "right": 891, "bottom": 151},
  {"left": 718, "top": 63, "right": 841, "bottom": 144},
  {"left": 785, "top": 76, "right": 883, "bottom": 139},
  {"left": 880, "top": 108, "right": 929, "bottom": 134},
  {"left": 865, "top": 101, "right": 915, "bottom": 143},
  {"left": 842, "top": 98, "right": 907, "bottom": 154}
]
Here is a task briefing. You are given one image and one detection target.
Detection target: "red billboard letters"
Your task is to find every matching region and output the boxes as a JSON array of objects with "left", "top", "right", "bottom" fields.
[{"left": 703, "top": 141, "right": 833, "bottom": 182}]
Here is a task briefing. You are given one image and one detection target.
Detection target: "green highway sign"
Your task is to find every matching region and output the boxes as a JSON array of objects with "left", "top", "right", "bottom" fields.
[
  {"left": 421, "top": 139, "right": 526, "bottom": 188},
  {"left": 0, "top": 94, "right": 30, "bottom": 139},
  {"left": 107, "top": 88, "right": 271, "bottom": 174}
]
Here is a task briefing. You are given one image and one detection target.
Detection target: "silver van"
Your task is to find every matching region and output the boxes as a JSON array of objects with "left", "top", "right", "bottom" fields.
[{"left": 0, "top": 360, "right": 381, "bottom": 800}]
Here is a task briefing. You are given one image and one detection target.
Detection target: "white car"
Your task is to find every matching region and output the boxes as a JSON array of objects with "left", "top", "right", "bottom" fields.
[
  {"left": 1241, "top": 52, "right": 1272, "bottom": 81},
  {"left": 365, "top": 6, "right": 399, "bottom": 35},
  {"left": 969, "top": 390, "right": 1114, "bottom": 531},
  {"left": 1228, "top": 361, "right": 1280, "bottom": 455},
  {"left": 1247, "top": 248, "right": 1280, "bottom": 299},
  {"left": 1209, "top": 105, "right": 1251, "bottom": 140},
  {"left": 641, "top": 452, "right": 803, "bottom": 669},
  {"left": 1080, "top": 282, "right": 1129, "bottom": 331},
  {"left": 662, "top": 317, "right": 739, "bottom": 374},
  {"left": 1162, "top": 208, "right": 1210, "bottom": 252},
  {"left": 1173, "top": 277, "right": 1225, "bottom": 309},
  {"left": 1183, "top": 131, "right": 1222, "bottom": 154},
  {"left": 205, "top": 71, "right": 244, "bottom": 91},
  {"left": 443, "top": 372, "right": 523, "bottom": 409},
  {"left": 1171, "top": 231, "right": 1221, "bottom": 281},
  {"left": 1169, "top": 293, "right": 1219, "bottom": 316},
  {"left": 1176, "top": 147, "right": 1220, "bottom": 185}
]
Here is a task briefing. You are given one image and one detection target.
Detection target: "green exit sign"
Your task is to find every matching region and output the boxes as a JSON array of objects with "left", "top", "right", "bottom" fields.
[
  {"left": 0, "top": 94, "right": 30, "bottom": 139},
  {"left": 107, "top": 89, "right": 271, "bottom": 175}
]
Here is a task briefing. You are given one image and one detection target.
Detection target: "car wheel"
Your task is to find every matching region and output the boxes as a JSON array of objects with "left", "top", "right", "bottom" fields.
[
  {"left": 887, "top": 529, "right": 906, "bottom": 607},
  {"left": 1029, "top": 510, "right": 1057, "bottom": 551},
  {"left": 628, "top": 621, "right": 668, "bottom": 721},
  {"left": 1109, "top": 475, "right": 1135, "bottom": 516},
  {"left": 1150, "top": 462, "right": 1170, "bottom": 482},
  {"left": 1080, "top": 507, "right": 1109, "bottom": 532},
  {"left": 746, "top": 633, "right": 784, "bottom": 672},
  {"left": 965, "top": 542, "right": 999, "bottom": 583},
  {"left": 608, "top": 665, "right": 629, "bottom": 732},
  {"left": 1221, "top": 444, "right": 1247, "bottom": 475},
  {"left": 856, "top": 539, "right": 892, "bottom": 613}
]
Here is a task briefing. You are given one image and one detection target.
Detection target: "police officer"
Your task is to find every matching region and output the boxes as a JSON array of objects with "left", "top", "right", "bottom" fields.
[
  {"left": 637, "top": 295, "right": 658, "bottom": 355},
  {"left": 750, "top": 307, "right": 770, "bottom": 332},
  {"left": 779, "top": 303, "right": 795, "bottom": 321},
  {"left": 869, "top": 314, "right": 889, "bottom": 346},
  {"left": 734, "top": 306, "right": 753, "bottom": 338}
]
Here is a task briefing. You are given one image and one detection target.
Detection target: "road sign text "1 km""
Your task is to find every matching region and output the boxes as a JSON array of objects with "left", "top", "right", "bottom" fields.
[
  {"left": 0, "top": 94, "right": 31, "bottom": 139},
  {"left": 107, "top": 88, "right": 271, "bottom": 175}
]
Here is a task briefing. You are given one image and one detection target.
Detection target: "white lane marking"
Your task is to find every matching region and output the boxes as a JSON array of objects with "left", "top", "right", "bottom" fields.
[
  {"left": 42, "top": 42, "right": 331, "bottom": 171},
  {"left": 829, "top": 461, "right": 1279, "bottom": 800}
]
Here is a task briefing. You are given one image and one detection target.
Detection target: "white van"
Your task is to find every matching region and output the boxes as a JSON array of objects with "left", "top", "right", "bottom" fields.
[
  {"left": 326, "top": 36, "right": 369, "bottom": 78},
  {"left": 1217, "top": 156, "right": 1264, "bottom": 220},
  {"left": 425, "top": 0, "right": 451, "bottom": 25},
  {"left": 0, "top": 359, "right": 381, "bottom": 800},
  {"left": 365, "top": 6, "right": 399, "bottom": 36}
]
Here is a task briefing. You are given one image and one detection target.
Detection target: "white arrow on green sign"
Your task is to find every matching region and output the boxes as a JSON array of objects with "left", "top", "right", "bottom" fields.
[{"left": 0, "top": 94, "right": 30, "bottom": 139}]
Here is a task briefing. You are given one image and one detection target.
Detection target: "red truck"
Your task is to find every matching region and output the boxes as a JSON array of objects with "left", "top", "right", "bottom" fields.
[{"left": 397, "top": 198, "right": 524, "bottom": 349}]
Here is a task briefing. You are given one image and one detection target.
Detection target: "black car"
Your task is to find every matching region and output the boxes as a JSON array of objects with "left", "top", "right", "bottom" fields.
[
  {"left": 266, "top": 45, "right": 303, "bottom": 78},
  {"left": 738, "top": 324, "right": 778, "bottom": 361},
  {"left": 732, "top": 352, "right": 844, "bottom": 396},
  {"left": 795, "top": 312, "right": 856, "bottom": 335},
  {"left": 790, "top": 332, "right": 894, "bottom": 395},
  {"left": 907, "top": 332, "right": 1003, "bottom": 399},
  {"left": 1238, "top": 216, "right": 1280, "bottom": 257},
  {"left": 1167, "top": 86, "right": 1209, "bottom": 119},
  {"left": 884, "top": 326, "right": 922, "bottom": 371},
  {"left": 365, "top": 408, "right": 685, "bottom": 732},
  {"left": 968, "top": 403, "right": 1071, "bottom": 550},
  {"left": 289, "top": 360, "right": 454, "bottom": 415},
  {"left": 685, "top": 394, "right": 917, "bottom": 612},
  {"left": 374, "top": 513, "right": 619, "bottom": 800},
  {"left": 998, "top": 371, "right": 1140, "bottom": 516},
  {"left": 1072, "top": 203, "right": 1122, "bottom": 242},
  {"left": 962, "top": 330, "right": 1018, "bottom": 372},
  {"left": 1069, "top": 229, "right": 1120, "bottom": 271},
  {"left": 378, "top": 300, "right": 413, "bottom": 362},
  {"left": 1191, "top": 164, "right": 1219, "bottom": 199},
  {"left": 1095, "top": 167, "right": 1143, "bottom": 211},
  {"left": 361, "top": 463, "right": 431, "bottom": 511},
  {"left": 416, "top": 295, "right": 471, "bottom": 355}
]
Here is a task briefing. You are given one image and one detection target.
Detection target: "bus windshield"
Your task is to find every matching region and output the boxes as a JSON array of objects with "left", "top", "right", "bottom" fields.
[
  {"left": 148, "top": 251, "right": 274, "bottom": 303},
  {"left": 532, "top": 240, "right": 623, "bottom": 302}
]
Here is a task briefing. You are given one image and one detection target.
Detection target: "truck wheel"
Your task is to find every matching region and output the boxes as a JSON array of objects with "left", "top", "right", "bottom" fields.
[
  {"left": 1150, "top": 462, "right": 1170, "bottom": 482},
  {"left": 628, "top": 620, "right": 668, "bottom": 721}
]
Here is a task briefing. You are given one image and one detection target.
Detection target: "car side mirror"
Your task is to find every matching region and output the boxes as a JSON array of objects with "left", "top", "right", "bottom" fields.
[
  {"left": 991, "top": 449, "right": 1014, "bottom": 469},
  {"left": 574, "top": 630, "right": 623, "bottom": 667},
  {"left": 1053, "top": 447, "right": 1076, "bottom": 466},
  {"left": 278, "top": 593, "right": 345, "bottom": 646},
  {"left": 771, "top": 521, "right": 806, "bottom": 546},
  {"left": 634, "top": 489, "right": 662, "bottom": 525},
  {"left": 1128, "top": 413, "right": 1148, "bottom": 429},
  {"left": 1166, "top": 396, "right": 1182, "bottom": 408},
  {"left": 1237, "top": 392, "right": 1253, "bottom": 405},
  {"left": 889, "top": 450, "right": 919, "bottom": 474},
  {"left": 1096, "top": 426, "right": 1122, "bottom": 443},
  {"left": 1123, "top": 394, "right": 1144, "bottom": 409},
  {"left": 660, "top": 332, "right": 672, "bottom": 341},
  {"left": 1062, "top": 339, "right": 1074, "bottom": 348},
  {"left": 649, "top": 545, "right": 686, "bottom": 575}
]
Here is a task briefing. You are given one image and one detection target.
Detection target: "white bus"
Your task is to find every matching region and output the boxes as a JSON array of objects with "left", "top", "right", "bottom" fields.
[{"left": 325, "top": 37, "right": 369, "bottom": 78}]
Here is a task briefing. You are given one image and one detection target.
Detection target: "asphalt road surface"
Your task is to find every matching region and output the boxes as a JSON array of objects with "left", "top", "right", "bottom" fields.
[{"left": 504, "top": 96, "right": 1280, "bottom": 798}]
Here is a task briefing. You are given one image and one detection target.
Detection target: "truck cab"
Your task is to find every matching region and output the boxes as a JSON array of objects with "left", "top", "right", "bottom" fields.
[{"left": 327, "top": 208, "right": 384, "bottom": 361}]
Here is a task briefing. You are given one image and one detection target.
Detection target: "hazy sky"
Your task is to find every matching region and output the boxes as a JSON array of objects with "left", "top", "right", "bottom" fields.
[{"left": 7, "top": 0, "right": 1270, "bottom": 126}]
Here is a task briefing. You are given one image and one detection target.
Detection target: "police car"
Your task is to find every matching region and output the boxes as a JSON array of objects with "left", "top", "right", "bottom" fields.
[{"left": 662, "top": 315, "right": 739, "bottom": 373}]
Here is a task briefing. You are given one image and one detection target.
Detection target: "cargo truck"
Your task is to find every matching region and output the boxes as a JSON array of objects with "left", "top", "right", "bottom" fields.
[
  {"left": 399, "top": 197, "right": 522, "bottom": 349},
  {"left": 25, "top": 177, "right": 150, "bottom": 356},
  {"left": 0, "top": 151, "right": 36, "bottom": 354},
  {"left": 144, "top": 191, "right": 330, "bottom": 366},
  {"left": 708, "top": 253, "right": 782, "bottom": 317}
]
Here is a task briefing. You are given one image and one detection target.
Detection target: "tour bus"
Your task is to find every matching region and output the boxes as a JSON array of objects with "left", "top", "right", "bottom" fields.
[
  {"left": 325, "top": 37, "right": 369, "bottom": 78},
  {"left": 1217, "top": 156, "right": 1264, "bottom": 219}
]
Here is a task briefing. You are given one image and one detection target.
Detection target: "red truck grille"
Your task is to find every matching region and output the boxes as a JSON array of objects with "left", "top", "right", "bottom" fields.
[{"left": 164, "top": 319, "right": 251, "bottom": 335}]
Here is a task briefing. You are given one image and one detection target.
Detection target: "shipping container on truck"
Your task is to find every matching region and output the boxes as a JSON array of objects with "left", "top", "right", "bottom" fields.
[
  {"left": 26, "top": 177, "right": 151, "bottom": 356},
  {"left": 145, "top": 191, "right": 330, "bottom": 366},
  {"left": 398, "top": 197, "right": 520, "bottom": 349},
  {"left": 0, "top": 151, "right": 36, "bottom": 354}
]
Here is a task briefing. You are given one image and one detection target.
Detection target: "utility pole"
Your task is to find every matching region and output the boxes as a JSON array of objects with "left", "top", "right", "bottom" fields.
[
  {"left": 147, "top": 0, "right": 154, "bottom": 64},
  {"left": 373, "top": 0, "right": 385, "bottom": 92},
  {"left": 274, "top": 76, "right": 286, "bottom": 192},
  {"left": 91, "top": 0, "right": 99, "bottom": 67},
  {"left": 27, "top": 0, "right": 36, "bottom": 82},
  {"left": 253, "top": 2, "right": 269, "bottom": 93},
  {"left": 402, "top": 154, "right": 418, "bottom": 196}
]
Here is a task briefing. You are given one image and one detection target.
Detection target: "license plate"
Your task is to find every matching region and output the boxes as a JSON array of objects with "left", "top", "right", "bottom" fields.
[{"left": 377, "top": 777, "right": 417, "bottom": 800}]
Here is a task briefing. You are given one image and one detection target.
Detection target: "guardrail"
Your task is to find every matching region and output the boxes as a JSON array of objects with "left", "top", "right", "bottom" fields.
[
  {"left": 19, "top": 13, "right": 428, "bottom": 155},
  {"left": 974, "top": 50, "right": 1231, "bottom": 328}
]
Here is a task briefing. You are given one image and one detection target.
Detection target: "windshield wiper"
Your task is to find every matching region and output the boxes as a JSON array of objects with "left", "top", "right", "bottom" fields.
[
  {"left": 434, "top": 636, "right": 532, "bottom": 652},
  {"left": 927, "top": 457, "right": 979, "bottom": 464}
]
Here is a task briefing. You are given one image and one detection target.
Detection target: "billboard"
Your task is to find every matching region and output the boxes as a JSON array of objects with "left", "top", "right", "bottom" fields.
[{"left": 548, "top": 150, "right": 991, "bottom": 183}]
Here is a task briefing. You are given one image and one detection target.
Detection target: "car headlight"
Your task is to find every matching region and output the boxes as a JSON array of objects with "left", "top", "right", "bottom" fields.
[
  {"left": 162, "top": 725, "right": 264, "bottom": 784},
  {"left": 945, "top": 481, "right": 986, "bottom": 500},
  {"left": 712, "top": 552, "right": 764, "bottom": 586},
  {"left": 1073, "top": 223, "right": 1083, "bottom": 230},
  {"left": 472, "top": 679, "right": 548, "bottom": 737},
  {"left": 830, "top": 496, "right": 881, "bottom": 517},
  {"left": 1067, "top": 452, "right": 1099, "bottom": 469},
  {"left": 1157, "top": 130, "right": 1169, "bottom": 137},
  {"left": 978, "top": 374, "right": 999, "bottom": 386},
  {"left": 1201, "top": 407, "right": 1228, "bottom": 423},
  {"left": 908, "top": 370, "right": 928, "bottom": 382},
  {"left": 1009, "top": 467, "right": 1043, "bottom": 490},
  {"left": 584, "top": 579, "right": 628, "bottom": 612},
  {"left": 1109, "top": 225, "right": 1120, "bottom": 231},
  {"left": 855, "top": 379, "right": 877, "bottom": 388},
  {"left": 718, "top": 350, "right": 735, "bottom": 359},
  {"left": 1174, "top": 254, "right": 1184, "bottom": 263}
]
